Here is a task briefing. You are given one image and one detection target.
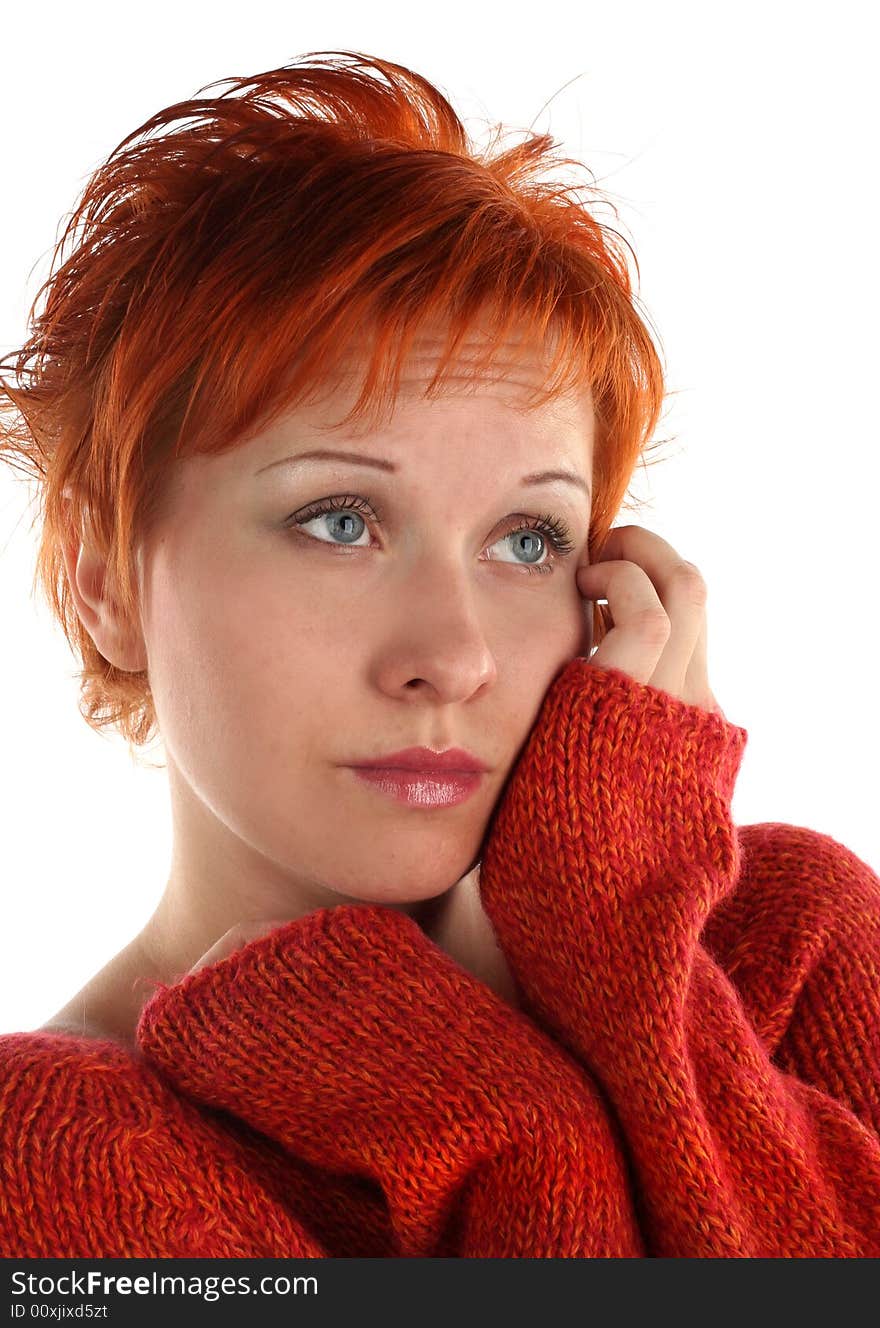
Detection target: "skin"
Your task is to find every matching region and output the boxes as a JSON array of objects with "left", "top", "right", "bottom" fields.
[{"left": 45, "top": 323, "right": 602, "bottom": 1044}]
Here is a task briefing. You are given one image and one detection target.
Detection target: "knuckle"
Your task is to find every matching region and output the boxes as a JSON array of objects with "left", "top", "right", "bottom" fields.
[
  {"left": 634, "top": 606, "right": 671, "bottom": 643},
  {"left": 676, "top": 559, "right": 708, "bottom": 602}
]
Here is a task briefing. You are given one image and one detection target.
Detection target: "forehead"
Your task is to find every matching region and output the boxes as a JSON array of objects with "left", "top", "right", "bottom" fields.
[
  {"left": 275, "top": 318, "right": 594, "bottom": 447},
  {"left": 333, "top": 318, "right": 574, "bottom": 398}
]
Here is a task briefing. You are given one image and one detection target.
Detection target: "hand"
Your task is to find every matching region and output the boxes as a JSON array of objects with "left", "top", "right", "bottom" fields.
[{"left": 576, "top": 524, "right": 724, "bottom": 717}]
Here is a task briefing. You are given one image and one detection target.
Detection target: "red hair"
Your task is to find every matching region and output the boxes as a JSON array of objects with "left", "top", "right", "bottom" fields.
[{"left": 0, "top": 50, "right": 669, "bottom": 757}]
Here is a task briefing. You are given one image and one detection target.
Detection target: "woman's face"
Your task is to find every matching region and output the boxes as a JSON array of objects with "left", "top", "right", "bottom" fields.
[{"left": 137, "top": 330, "right": 595, "bottom": 919}]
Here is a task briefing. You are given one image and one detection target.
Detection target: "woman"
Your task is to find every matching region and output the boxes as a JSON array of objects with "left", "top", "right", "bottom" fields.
[{"left": 0, "top": 50, "right": 877, "bottom": 1259}]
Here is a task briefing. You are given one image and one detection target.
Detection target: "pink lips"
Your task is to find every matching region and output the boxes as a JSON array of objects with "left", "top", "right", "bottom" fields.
[
  {"left": 346, "top": 745, "right": 489, "bottom": 808},
  {"left": 348, "top": 767, "right": 484, "bottom": 808},
  {"left": 349, "top": 746, "right": 490, "bottom": 774}
]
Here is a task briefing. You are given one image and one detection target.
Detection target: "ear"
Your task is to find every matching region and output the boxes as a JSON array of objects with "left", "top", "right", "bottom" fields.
[{"left": 59, "top": 511, "right": 148, "bottom": 674}]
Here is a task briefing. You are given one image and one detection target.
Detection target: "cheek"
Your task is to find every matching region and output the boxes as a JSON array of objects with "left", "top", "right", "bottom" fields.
[
  {"left": 141, "top": 544, "right": 302, "bottom": 754},
  {"left": 509, "top": 581, "right": 588, "bottom": 664}
]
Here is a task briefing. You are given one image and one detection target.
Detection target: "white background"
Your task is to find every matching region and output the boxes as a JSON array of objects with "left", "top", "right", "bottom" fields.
[{"left": 1, "top": 1, "right": 877, "bottom": 1033}]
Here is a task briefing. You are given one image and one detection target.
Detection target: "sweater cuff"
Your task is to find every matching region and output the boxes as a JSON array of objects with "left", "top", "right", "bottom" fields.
[
  {"left": 476, "top": 659, "right": 750, "bottom": 1045},
  {"left": 482, "top": 658, "right": 748, "bottom": 911},
  {"left": 133, "top": 903, "right": 606, "bottom": 1227}
]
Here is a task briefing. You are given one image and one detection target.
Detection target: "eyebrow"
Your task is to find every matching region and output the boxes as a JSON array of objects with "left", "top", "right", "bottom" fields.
[{"left": 254, "top": 448, "right": 591, "bottom": 502}]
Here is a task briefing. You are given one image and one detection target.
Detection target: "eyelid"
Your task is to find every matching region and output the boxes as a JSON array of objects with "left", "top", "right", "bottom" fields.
[
  {"left": 285, "top": 493, "right": 576, "bottom": 537},
  {"left": 285, "top": 492, "right": 586, "bottom": 532},
  {"left": 284, "top": 492, "right": 579, "bottom": 573}
]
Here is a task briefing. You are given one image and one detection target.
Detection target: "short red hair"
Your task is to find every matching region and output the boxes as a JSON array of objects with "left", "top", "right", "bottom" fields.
[{"left": 0, "top": 49, "right": 668, "bottom": 755}]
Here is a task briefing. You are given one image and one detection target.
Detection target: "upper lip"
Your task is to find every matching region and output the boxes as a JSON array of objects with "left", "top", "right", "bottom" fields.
[{"left": 349, "top": 746, "right": 490, "bottom": 774}]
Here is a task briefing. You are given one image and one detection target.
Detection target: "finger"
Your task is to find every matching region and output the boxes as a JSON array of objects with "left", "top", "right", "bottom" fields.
[
  {"left": 583, "top": 527, "right": 707, "bottom": 695},
  {"left": 590, "top": 526, "right": 704, "bottom": 603},
  {"left": 577, "top": 558, "right": 670, "bottom": 684},
  {"left": 645, "top": 559, "right": 708, "bottom": 699},
  {"left": 682, "top": 615, "right": 722, "bottom": 714}
]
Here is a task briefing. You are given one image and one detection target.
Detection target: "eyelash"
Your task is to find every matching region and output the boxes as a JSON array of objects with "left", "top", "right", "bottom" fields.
[{"left": 284, "top": 493, "right": 577, "bottom": 576}]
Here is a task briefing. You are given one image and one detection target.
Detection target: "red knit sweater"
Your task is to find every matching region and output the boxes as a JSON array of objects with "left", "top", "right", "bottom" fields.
[{"left": 2, "top": 659, "right": 879, "bottom": 1258}]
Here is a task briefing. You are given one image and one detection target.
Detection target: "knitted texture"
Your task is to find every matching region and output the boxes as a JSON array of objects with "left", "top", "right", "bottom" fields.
[{"left": 2, "top": 659, "right": 879, "bottom": 1257}]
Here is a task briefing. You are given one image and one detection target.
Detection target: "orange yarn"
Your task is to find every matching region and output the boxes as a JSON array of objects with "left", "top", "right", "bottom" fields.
[{"left": 2, "top": 658, "right": 878, "bottom": 1257}]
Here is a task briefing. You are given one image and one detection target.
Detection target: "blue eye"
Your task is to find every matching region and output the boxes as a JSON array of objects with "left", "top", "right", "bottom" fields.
[{"left": 285, "top": 494, "right": 577, "bottom": 576}]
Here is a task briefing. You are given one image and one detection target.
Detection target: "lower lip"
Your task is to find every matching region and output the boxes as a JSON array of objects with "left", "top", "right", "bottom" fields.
[{"left": 349, "top": 767, "right": 484, "bottom": 807}]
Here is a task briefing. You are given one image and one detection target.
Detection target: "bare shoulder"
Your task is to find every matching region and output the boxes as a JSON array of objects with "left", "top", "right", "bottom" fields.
[
  {"left": 39, "top": 1015, "right": 105, "bottom": 1041},
  {"left": 38, "top": 947, "right": 149, "bottom": 1050},
  {"left": 38, "top": 1002, "right": 126, "bottom": 1046}
]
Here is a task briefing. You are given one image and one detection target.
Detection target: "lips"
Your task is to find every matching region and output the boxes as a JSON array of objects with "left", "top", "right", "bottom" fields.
[
  {"left": 350, "top": 765, "right": 484, "bottom": 808},
  {"left": 350, "top": 746, "right": 490, "bottom": 774}
]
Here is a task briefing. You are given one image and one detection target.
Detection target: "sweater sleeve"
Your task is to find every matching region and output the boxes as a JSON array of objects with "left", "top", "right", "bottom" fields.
[
  {"left": 702, "top": 820, "right": 880, "bottom": 1145},
  {"left": 0, "top": 1030, "right": 330, "bottom": 1258},
  {"left": 135, "top": 904, "right": 645, "bottom": 1257},
  {"left": 476, "top": 657, "right": 880, "bottom": 1258}
]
